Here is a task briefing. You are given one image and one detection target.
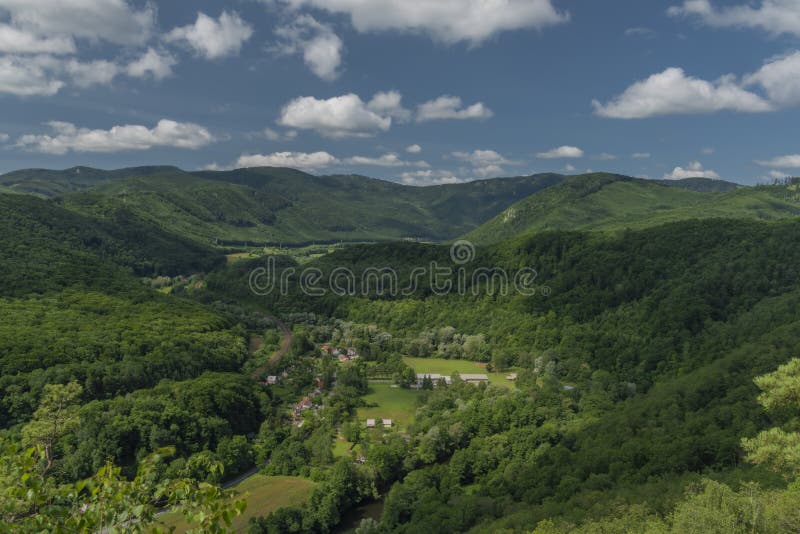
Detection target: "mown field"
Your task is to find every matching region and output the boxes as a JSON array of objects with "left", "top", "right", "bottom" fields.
[
  {"left": 159, "top": 475, "right": 316, "bottom": 533},
  {"left": 402, "top": 357, "right": 516, "bottom": 388},
  {"left": 357, "top": 383, "right": 420, "bottom": 429}
]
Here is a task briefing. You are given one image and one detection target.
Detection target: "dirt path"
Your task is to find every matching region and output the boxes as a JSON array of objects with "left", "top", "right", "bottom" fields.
[{"left": 251, "top": 317, "right": 293, "bottom": 379}]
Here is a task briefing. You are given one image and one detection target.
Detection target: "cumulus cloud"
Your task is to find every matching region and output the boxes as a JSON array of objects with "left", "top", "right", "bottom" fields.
[
  {"left": 16, "top": 120, "right": 214, "bottom": 154},
  {"left": 756, "top": 154, "right": 800, "bottom": 168},
  {"left": 64, "top": 58, "right": 120, "bottom": 88},
  {"left": 126, "top": 48, "right": 177, "bottom": 81},
  {"left": 593, "top": 67, "right": 773, "bottom": 119},
  {"left": 452, "top": 149, "right": 512, "bottom": 166},
  {"left": 262, "top": 127, "right": 298, "bottom": 141},
  {"left": 0, "top": 55, "right": 64, "bottom": 96},
  {"left": 344, "top": 153, "right": 429, "bottom": 167},
  {"left": 632, "top": 152, "right": 651, "bottom": 159},
  {"left": 663, "top": 161, "right": 720, "bottom": 180},
  {"left": 272, "top": 0, "right": 568, "bottom": 44},
  {"left": 278, "top": 93, "right": 392, "bottom": 138},
  {"left": 451, "top": 149, "right": 515, "bottom": 178},
  {"left": 0, "top": 24, "right": 75, "bottom": 54},
  {"left": 274, "top": 15, "right": 343, "bottom": 81},
  {"left": 406, "top": 144, "right": 422, "bottom": 153},
  {"left": 744, "top": 51, "right": 800, "bottom": 107},
  {"left": 668, "top": 0, "right": 800, "bottom": 37},
  {"left": 368, "top": 91, "right": 411, "bottom": 122},
  {"left": 416, "top": 95, "right": 493, "bottom": 122},
  {"left": 236, "top": 151, "right": 338, "bottom": 170},
  {"left": 0, "top": 0, "right": 155, "bottom": 45},
  {"left": 399, "top": 169, "right": 463, "bottom": 186},
  {"left": 536, "top": 145, "right": 584, "bottom": 159},
  {"left": 166, "top": 11, "right": 253, "bottom": 60}
]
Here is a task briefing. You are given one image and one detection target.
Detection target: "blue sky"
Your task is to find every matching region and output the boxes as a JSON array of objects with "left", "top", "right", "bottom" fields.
[{"left": 1, "top": 0, "right": 800, "bottom": 185}]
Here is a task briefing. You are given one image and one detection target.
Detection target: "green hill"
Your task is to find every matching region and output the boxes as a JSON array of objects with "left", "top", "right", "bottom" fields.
[
  {"left": 0, "top": 165, "right": 184, "bottom": 196},
  {"left": 467, "top": 173, "right": 800, "bottom": 244},
  {"left": 55, "top": 167, "right": 565, "bottom": 244},
  {"left": 0, "top": 193, "right": 222, "bottom": 296}
]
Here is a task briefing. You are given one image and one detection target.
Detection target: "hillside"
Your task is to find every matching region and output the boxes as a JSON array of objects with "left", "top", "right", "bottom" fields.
[
  {"left": 467, "top": 173, "right": 800, "bottom": 244},
  {"left": 0, "top": 193, "right": 222, "bottom": 297},
  {"left": 0, "top": 166, "right": 185, "bottom": 196},
  {"left": 55, "top": 167, "right": 565, "bottom": 244}
]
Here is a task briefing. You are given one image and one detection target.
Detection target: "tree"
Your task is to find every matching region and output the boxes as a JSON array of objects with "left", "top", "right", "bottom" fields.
[
  {"left": 0, "top": 440, "right": 245, "bottom": 533},
  {"left": 742, "top": 358, "right": 800, "bottom": 477},
  {"left": 21, "top": 381, "right": 82, "bottom": 473}
]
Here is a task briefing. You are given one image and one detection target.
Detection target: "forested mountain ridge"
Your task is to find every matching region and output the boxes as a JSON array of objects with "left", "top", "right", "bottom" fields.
[
  {"left": 466, "top": 173, "right": 800, "bottom": 244},
  {"left": 0, "top": 165, "right": 565, "bottom": 244}
]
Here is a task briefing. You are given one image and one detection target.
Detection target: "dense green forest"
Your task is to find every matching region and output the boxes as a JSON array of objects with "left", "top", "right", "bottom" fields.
[{"left": 2, "top": 168, "right": 800, "bottom": 532}]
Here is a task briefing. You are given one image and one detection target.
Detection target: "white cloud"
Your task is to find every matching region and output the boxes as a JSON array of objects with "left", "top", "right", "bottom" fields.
[
  {"left": 127, "top": 48, "right": 177, "bottom": 81},
  {"left": 0, "top": 24, "right": 75, "bottom": 54},
  {"left": 236, "top": 151, "right": 338, "bottom": 170},
  {"left": 624, "top": 27, "right": 655, "bottom": 38},
  {"left": 701, "top": 147, "right": 715, "bottom": 155},
  {"left": 769, "top": 169, "right": 788, "bottom": 179},
  {"left": 668, "top": 0, "right": 800, "bottom": 37},
  {"left": 399, "top": 169, "right": 463, "bottom": 186},
  {"left": 406, "top": 144, "right": 422, "bottom": 154},
  {"left": 632, "top": 152, "right": 651, "bottom": 159},
  {"left": 416, "top": 95, "right": 493, "bottom": 122},
  {"left": 563, "top": 164, "right": 576, "bottom": 172},
  {"left": 0, "top": 132, "right": 8, "bottom": 142},
  {"left": 756, "top": 154, "right": 800, "bottom": 168},
  {"left": 593, "top": 67, "right": 773, "bottom": 119},
  {"left": 278, "top": 93, "right": 392, "bottom": 138},
  {"left": 344, "top": 153, "right": 429, "bottom": 167},
  {"left": 16, "top": 119, "right": 214, "bottom": 154},
  {"left": 64, "top": 58, "right": 119, "bottom": 88},
  {"left": 273, "top": 0, "right": 568, "bottom": 44},
  {"left": 473, "top": 164, "right": 505, "bottom": 178},
  {"left": 597, "top": 153, "right": 617, "bottom": 160},
  {"left": 368, "top": 91, "right": 411, "bottom": 122},
  {"left": 274, "top": 15, "right": 343, "bottom": 81},
  {"left": 0, "top": 0, "right": 155, "bottom": 45},
  {"left": 452, "top": 149, "right": 512, "bottom": 166},
  {"left": 536, "top": 145, "right": 584, "bottom": 159},
  {"left": 262, "top": 127, "right": 298, "bottom": 141},
  {"left": 0, "top": 55, "right": 64, "bottom": 96},
  {"left": 744, "top": 51, "right": 800, "bottom": 107},
  {"left": 664, "top": 161, "right": 720, "bottom": 180},
  {"left": 452, "top": 149, "right": 515, "bottom": 177},
  {"left": 165, "top": 11, "right": 253, "bottom": 60}
]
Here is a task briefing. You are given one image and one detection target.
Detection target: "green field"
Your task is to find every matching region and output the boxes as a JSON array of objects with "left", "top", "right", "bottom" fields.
[
  {"left": 159, "top": 475, "right": 316, "bottom": 533},
  {"left": 356, "top": 383, "right": 421, "bottom": 429},
  {"left": 403, "top": 357, "right": 516, "bottom": 388}
]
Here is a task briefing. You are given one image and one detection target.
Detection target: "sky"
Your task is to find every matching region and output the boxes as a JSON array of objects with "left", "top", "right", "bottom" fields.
[{"left": 1, "top": 0, "right": 800, "bottom": 185}]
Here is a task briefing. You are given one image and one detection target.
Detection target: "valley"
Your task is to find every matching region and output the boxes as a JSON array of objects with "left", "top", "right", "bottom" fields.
[{"left": 2, "top": 167, "right": 800, "bottom": 533}]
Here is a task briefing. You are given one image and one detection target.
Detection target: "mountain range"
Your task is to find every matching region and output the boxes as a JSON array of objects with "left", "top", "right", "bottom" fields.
[{"left": 2, "top": 165, "right": 798, "bottom": 247}]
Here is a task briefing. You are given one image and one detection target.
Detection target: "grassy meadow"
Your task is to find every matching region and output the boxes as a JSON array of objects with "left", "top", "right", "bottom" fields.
[{"left": 159, "top": 475, "right": 316, "bottom": 533}]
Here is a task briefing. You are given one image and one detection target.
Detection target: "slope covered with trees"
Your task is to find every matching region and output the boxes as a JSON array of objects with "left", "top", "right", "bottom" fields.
[{"left": 467, "top": 174, "right": 800, "bottom": 244}]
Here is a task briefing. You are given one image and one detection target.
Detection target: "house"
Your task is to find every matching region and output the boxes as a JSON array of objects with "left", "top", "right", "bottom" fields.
[
  {"left": 266, "top": 375, "right": 278, "bottom": 385},
  {"left": 366, "top": 418, "right": 376, "bottom": 428},
  {"left": 382, "top": 419, "right": 393, "bottom": 428},
  {"left": 460, "top": 374, "right": 490, "bottom": 385},
  {"left": 338, "top": 354, "right": 349, "bottom": 363},
  {"left": 506, "top": 373, "right": 518, "bottom": 381},
  {"left": 347, "top": 348, "right": 358, "bottom": 358},
  {"left": 415, "top": 373, "right": 452, "bottom": 388}
]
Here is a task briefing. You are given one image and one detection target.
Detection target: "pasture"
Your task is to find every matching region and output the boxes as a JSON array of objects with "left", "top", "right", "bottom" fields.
[{"left": 159, "top": 475, "right": 316, "bottom": 533}]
